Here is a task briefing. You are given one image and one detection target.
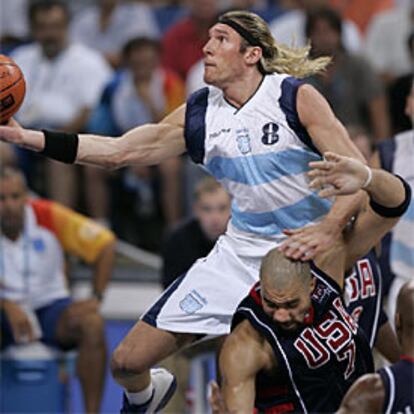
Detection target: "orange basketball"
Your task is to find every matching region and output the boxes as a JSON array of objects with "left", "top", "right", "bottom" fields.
[{"left": 0, "top": 54, "right": 26, "bottom": 123}]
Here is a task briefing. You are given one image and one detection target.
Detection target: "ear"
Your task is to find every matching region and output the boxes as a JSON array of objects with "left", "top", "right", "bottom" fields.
[
  {"left": 395, "top": 311, "right": 401, "bottom": 331},
  {"left": 244, "top": 46, "right": 262, "bottom": 65},
  {"left": 309, "top": 276, "right": 316, "bottom": 292}
]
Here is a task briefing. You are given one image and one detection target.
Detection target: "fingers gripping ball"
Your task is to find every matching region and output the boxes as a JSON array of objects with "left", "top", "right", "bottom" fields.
[{"left": 0, "top": 55, "right": 26, "bottom": 123}]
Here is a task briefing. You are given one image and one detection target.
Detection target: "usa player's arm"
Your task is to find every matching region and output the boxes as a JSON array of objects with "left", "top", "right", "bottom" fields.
[
  {"left": 0, "top": 105, "right": 187, "bottom": 169},
  {"left": 218, "top": 320, "right": 274, "bottom": 414},
  {"left": 279, "top": 85, "right": 365, "bottom": 261},
  {"left": 336, "top": 373, "right": 384, "bottom": 414},
  {"left": 306, "top": 152, "right": 409, "bottom": 266}
]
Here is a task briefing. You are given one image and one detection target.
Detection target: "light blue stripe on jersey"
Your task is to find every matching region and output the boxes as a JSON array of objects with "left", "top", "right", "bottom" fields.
[
  {"left": 231, "top": 193, "right": 332, "bottom": 236},
  {"left": 206, "top": 148, "right": 321, "bottom": 186}
]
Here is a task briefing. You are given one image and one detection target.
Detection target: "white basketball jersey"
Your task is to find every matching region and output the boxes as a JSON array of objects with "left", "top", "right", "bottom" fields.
[{"left": 185, "top": 73, "right": 332, "bottom": 247}]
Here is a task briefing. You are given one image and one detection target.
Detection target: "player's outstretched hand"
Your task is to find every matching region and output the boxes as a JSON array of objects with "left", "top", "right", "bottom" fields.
[
  {"left": 0, "top": 118, "right": 25, "bottom": 146},
  {"left": 278, "top": 219, "right": 341, "bottom": 261},
  {"left": 308, "top": 152, "right": 370, "bottom": 198}
]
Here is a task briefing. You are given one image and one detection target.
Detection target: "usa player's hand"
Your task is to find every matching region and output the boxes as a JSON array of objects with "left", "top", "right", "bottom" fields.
[
  {"left": 278, "top": 218, "right": 342, "bottom": 261},
  {"left": 308, "top": 152, "right": 370, "bottom": 198}
]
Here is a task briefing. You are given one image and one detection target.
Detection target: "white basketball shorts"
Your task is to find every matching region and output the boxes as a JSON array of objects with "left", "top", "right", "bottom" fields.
[{"left": 141, "top": 234, "right": 265, "bottom": 336}]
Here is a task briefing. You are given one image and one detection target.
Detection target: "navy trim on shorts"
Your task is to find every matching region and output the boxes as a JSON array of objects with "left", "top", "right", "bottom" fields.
[
  {"left": 279, "top": 77, "right": 320, "bottom": 155},
  {"left": 377, "top": 138, "right": 396, "bottom": 172},
  {"left": 142, "top": 274, "right": 186, "bottom": 327},
  {"left": 184, "top": 87, "right": 209, "bottom": 164}
]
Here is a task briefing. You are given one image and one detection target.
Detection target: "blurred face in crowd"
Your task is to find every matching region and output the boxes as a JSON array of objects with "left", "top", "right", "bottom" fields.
[
  {"left": 194, "top": 187, "right": 231, "bottom": 241},
  {"left": 261, "top": 275, "right": 315, "bottom": 332},
  {"left": 203, "top": 23, "right": 248, "bottom": 88},
  {"left": 189, "top": 0, "right": 219, "bottom": 22},
  {"left": 127, "top": 44, "right": 160, "bottom": 83},
  {"left": 308, "top": 17, "right": 341, "bottom": 57},
  {"left": 0, "top": 174, "right": 27, "bottom": 241},
  {"left": 31, "top": 5, "right": 69, "bottom": 59}
]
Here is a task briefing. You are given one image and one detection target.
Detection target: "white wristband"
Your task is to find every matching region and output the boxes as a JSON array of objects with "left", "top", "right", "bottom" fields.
[{"left": 362, "top": 165, "right": 373, "bottom": 189}]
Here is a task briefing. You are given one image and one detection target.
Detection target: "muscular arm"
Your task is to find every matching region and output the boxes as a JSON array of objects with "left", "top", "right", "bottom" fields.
[
  {"left": 280, "top": 85, "right": 365, "bottom": 260},
  {"left": 298, "top": 84, "right": 366, "bottom": 232},
  {"left": 306, "top": 152, "right": 409, "bottom": 266},
  {"left": 336, "top": 373, "right": 384, "bottom": 414},
  {"left": 219, "top": 320, "right": 274, "bottom": 414},
  {"left": 344, "top": 167, "right": 407, "bottom": 267},
  {"left": 0, "top": 105, "right": 187, "bottom": 169},
  {"left": 375, "top": 321, "right": 401, "bottom": 364}
]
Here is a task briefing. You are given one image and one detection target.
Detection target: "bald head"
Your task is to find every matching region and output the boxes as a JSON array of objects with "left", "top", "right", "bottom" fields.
[
  {"left": 397, "top": 281, "right": 414, "bottom": 330},
  {"left": 260, "top": 248, "right": 311, "bottom": 289}
]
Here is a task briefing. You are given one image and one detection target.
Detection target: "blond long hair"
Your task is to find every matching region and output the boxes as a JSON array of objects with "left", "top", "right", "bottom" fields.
[{"left": 220, "top": 10, "right": 331, "bottom": 79}]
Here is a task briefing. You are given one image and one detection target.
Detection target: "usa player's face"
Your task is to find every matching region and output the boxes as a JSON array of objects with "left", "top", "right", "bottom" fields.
[
  {"left": 261, "top": 277, "right": 314, "bottom": 332},
  {"left": 203, "top": 24, "right": 247, "bottom": 87}
]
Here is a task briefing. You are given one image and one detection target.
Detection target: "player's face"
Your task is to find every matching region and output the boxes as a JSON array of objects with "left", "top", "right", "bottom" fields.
[
  {"left": 194, "top": 188, "right": 231, "bottom": 241},
  {"left": 261, "top": 277, "right": 314, "bottom": 332},
  {"left": 203, "top": 24, "right": 247, "bottom": 88},
  {"left": 0, "top": 176, "right": 27, "bottom": 239}
]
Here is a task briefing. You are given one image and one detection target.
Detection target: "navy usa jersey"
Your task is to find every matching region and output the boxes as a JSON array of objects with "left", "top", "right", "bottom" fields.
[
  {"left": 314, "top": 250, "right": 388, "bottom": 348},
  {"left": 232, "top": 266, "right": 374, "bottom": 413},
  {"left": 378, "top": 357, "right": 414, "bottom": 414}
]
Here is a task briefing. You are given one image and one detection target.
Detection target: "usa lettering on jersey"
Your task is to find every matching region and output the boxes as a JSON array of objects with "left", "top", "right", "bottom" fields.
[{"left": 294, "top": 298, "right": 358, "bottom": 379}]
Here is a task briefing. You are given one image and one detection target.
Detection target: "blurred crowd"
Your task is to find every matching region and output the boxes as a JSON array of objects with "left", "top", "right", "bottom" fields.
[{"left": 0, "top": 0, "right": 413, "bottom": 253}]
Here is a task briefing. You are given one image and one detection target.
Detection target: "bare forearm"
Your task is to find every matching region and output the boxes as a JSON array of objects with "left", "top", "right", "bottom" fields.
[
  {"left": 92, "top": 241, "right": 116, "bottom": 298},
  {"left": 365, "top": 169, "right": 407, "bottom": 207},
  {"left": 324, "top": 191, "right": 365, "bottom": 231}
]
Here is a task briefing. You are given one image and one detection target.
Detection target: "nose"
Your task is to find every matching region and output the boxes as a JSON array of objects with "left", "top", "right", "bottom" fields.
[
  {"left": 273, "top": 308, "right": 291, "bottom": 324},
  {"left": 203, "top": 39, "right": 213, "bottom": 56}
]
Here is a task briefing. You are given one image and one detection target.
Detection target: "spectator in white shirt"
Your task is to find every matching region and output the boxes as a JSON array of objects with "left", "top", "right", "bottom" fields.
[{"left": 11, "top": 0, "right": 112, "bottom": 217}]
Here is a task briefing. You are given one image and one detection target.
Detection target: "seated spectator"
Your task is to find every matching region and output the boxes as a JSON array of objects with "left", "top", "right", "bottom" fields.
[
  {"left": 162, "top": 0, "right": 220, "bottom": 81},
  {"left": 11, "top": 0, "right": 112, "bottom": 217},
  {"left": 269, "top": 0, "right": 362, "bottom": 53},
  {"left": 364, "top": 2, "right": 413, "bottom": 85},
  {"left": 70, "top": 0, "right": 159, "bottom": 68},
  {"left": 88, "top": 36, "right": 185, "bottom": 242},
  {"left": 161, "top": 177, "right": 231, "bottom": 288},
  {"left": 304, "top": 7, "right": 390, "bottom": 142},
  {"left": 0, "top": 166, "right": 116, "bottom": 413}
]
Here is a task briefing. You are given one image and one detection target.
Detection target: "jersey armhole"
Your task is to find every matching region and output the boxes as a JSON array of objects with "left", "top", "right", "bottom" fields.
[
  {"left": 279, "top": 77, "right": 320, "bottom": 155},
  {"left": 184, "top": 87, "right": 209, "bottom": 164}
]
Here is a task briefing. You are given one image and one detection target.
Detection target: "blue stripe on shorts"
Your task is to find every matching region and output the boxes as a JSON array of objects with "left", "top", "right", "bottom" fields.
[{"left": 142, "top": 274, "right": 186, "bottom": 327}]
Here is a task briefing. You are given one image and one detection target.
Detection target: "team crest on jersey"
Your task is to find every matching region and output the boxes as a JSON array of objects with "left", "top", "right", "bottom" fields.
[
  {"left": 179, "top": 289, "right": 207, "bottom": 315},
  {"left": 236, "top": 128, "right": 252, "bottom": 154},
  {"left": 261, "top": 122, "right": 279, "bottom": 145}
]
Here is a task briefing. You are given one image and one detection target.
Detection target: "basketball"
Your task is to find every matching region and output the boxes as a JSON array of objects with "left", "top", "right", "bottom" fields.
[{"left": 0, "top": 54, "right": 26, "bottom": 123}]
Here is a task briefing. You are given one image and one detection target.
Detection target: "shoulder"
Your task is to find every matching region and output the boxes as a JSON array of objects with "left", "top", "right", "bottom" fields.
[
  {"left": 221, "top": 320, "right": 273, "bottom": 376},
  {"left": 338, "top": 373, "right": 384, "bottom": 414}
]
